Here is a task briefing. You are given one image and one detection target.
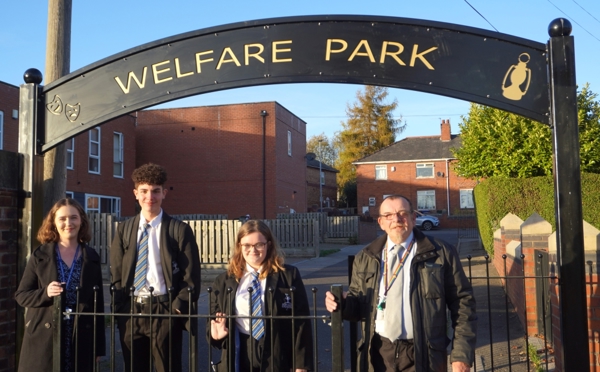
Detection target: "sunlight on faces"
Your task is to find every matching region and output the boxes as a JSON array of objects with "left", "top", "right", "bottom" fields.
[
  {"left": 240, "top": 232, "right": 269, "bottom": 270},
  {"left": 134, "top": 183, "right": 167, "bottom": 218},
  {"left": 377, "top": 197, "right": 416, "bottom": 244},
  {"left": 54, "top": 205, "right": 81, "bottom": 242}
]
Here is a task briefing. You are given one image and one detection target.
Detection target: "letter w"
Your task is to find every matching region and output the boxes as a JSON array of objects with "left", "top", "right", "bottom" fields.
[{"left": 114, "top": 67, "right": 148, "bottom": 94}]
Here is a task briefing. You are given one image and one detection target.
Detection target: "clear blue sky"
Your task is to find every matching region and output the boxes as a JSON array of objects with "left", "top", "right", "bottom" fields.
[{"left": 2, "top": 0, "right": 600, "bottom": 140}]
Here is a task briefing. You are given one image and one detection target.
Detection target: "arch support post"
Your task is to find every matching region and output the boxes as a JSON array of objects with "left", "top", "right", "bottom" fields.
[{"left": 548, "top": 19, "right": 590, "bottom": 372}]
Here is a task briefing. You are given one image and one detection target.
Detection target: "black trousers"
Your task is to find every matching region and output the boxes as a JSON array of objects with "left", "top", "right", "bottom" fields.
[
  {"left": 370, "top": 333, "right": 415, "bottom": 372},
  {"left": 117, "top": 301, "right": 183, "bottom": 372},
  {"left": 238, "top": 331, "right": 265, "bottom": 372}
]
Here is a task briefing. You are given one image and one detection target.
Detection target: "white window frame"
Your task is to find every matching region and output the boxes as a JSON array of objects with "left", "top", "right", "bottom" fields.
[
  {"left": 417, "top": 190, "right": 436, "bottom": 211},
  {"left": 320, "top": 170, "right": 325, "bottom": 185},
  {"left": 85, "top": 194, "right": 121, "bottom": 217},
  {"left": 113, "top": 132, "right": 124, "bottom": 178},
  {"left": 66, "top": 191, "right": 74, "bottom": 199},
  {"left": 66, "top": 138, "right": 74, "bottom": 170},
  {"left": 416, "top": 163, "right": 434, "bottom": 178},
  {"left": 0, "top": 111, "right": 4, "bottom": 150},
  {"left": 88, "top": 128, "right": 101, "bottom": 174},
  {"left": 460, "top": 189, "right": 475, "bottom": 209},
  {"left": 375, "top": 165, "right": 387, "bottom": 180},
  {"left": 287, "top": 130, "right": 292, "bottom": 156}
]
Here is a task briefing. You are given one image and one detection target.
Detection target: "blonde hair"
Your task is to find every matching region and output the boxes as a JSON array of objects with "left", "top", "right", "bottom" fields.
[{"left": 228, "top": 220, "right": 285, "bottom": 280}]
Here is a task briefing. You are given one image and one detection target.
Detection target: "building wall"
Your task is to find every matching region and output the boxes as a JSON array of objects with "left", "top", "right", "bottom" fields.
[
  {"left": 306, "top": 166, "right": 337, "bottom": 211},
  {"left": 66, "top": 115, "right": 138, "bottom": 216},
  {"left": 0, "top": 82, "right": 20, "bottom": 153},
  {"left": 135, "top": 102, "right": 306, "bottom": 219},
  {"left": 356, "top": 160, "right": 477, "bottom": 218}
]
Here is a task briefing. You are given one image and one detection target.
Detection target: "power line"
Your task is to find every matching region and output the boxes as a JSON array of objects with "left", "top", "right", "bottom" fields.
[
  {"left": 547, "top": 0, "right": 600, "bottom": 43},
  {"left": 463, "top": 0, "right": 500, "bottom": 32},
  {"left": 572, "top": 0, "right": 600, "bottom": 25},
  {"left": 301, "top": 114, "right": 465, "bottom": 119}
]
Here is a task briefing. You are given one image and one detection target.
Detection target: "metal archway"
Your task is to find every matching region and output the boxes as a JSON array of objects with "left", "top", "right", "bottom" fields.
[{"left": 17, "top": 15, "right": 588, "bottom": 370}]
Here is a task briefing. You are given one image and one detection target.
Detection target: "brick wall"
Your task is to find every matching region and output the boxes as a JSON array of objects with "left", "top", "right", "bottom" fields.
[
  {"left": 306, "top": 166, "right": 337, "bottom": 211},
  {"left": 0, "top": 82, "right": 19, "bottom": 153},
  {"left": 135, "top": 102, "right": 306, "bottom": 219},
  {"left": 0, "top": 150, "right": 19, "bottom": 371}
]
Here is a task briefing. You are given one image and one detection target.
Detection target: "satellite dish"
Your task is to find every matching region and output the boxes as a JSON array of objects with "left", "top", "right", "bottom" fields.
[{"left": 305, "top": 152, "right": 316, "bottom": 161}]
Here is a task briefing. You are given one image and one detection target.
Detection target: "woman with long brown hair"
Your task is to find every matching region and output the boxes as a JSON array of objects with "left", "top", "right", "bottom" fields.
[
  {"left": 15, "top": 198, "right": 105, "bottom": 372},
  {"left": 209, "top": 220, "right": 313, "bottom": 371}
]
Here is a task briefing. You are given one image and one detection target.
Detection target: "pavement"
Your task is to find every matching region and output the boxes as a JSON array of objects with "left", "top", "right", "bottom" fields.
[{"left": 101, "top": 233, "right": 553, "bottom": 372}]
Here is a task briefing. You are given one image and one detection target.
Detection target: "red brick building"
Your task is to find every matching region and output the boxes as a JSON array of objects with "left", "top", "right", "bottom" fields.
[
  {"left": 355, "top": 120, "right": 477, "bottom": 225},
  {"left": 306, "top": 158, "right": 338, "bottom": 211},
  {"left": 0, "top": 82, "right": 19, "bottom": 153},
  {"left": 135, "top": 102, "right": 307, "bottom": 219}
]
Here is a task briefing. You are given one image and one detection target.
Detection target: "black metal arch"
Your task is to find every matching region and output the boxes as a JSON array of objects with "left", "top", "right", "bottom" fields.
[{"left": 39, "top": 15, "right": 549, "bottom": 152}]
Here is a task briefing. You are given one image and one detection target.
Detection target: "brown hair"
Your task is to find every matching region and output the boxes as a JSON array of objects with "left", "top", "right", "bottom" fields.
[
  {"left": 37, "top": 198, "right": 91, "bottom": 244},
  {"left": 379, "top": 194, "right": 414, "bottom": 215},
  {"left": 131, "top": 163, "right": 168, "bottom": 188},
  {"left": 228, "top": 220, "right": 285, "bottom": 280}
]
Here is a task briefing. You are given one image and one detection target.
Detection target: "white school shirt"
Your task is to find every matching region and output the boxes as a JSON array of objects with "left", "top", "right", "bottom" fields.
[
  {"left": 135, "top": 210, "right": 167, "bottom": 296},
  {"left": 235, "top": 264, "right": 266, "bottom": 335},
  {"left": 375, "top": 232, "right": 416, "bottom": 340}
]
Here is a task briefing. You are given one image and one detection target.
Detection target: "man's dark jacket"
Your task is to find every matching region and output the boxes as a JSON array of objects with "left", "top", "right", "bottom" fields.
[
  {"left": 110, "top": 212, "right": 201, "bottom": 332},
  {"left": 342, "top": 228, "right": 477, "bottom": 371}
]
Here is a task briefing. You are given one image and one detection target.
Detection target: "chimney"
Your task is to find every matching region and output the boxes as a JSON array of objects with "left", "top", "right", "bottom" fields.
[{"left": 440, "top": 119, "right": 451, "bottom": 142}]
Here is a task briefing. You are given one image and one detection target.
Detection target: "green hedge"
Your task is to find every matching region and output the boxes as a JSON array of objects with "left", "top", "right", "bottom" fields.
[{"left": 474, "top": 173, "right": 600, "bottom": 254}]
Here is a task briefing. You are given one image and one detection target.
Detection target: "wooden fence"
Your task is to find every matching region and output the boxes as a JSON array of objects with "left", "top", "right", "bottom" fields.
[
  {"left": 277, "top": 213, "right": 359, "bottom": 241},
  {"left": 86, "top": 215, "right": 320, "bottom": 270}
]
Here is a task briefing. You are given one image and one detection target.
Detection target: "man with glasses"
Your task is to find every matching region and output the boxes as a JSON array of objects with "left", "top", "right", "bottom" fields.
[{"left": 325, "top": 195, "right": 476, "bottom": 372}]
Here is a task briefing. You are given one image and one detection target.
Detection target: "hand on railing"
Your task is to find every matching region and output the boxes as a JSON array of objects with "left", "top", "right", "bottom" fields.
[
  {"left": 324, "top": 290, "right": 347, "bottom": 312},
  {"left": 210, "top": 312, "right": 229, "bottom": 340}
]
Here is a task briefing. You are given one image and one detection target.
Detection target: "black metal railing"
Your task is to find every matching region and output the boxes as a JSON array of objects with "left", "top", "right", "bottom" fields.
[{"left": 47, "top": 252, "right": 567, "bottom": 372}]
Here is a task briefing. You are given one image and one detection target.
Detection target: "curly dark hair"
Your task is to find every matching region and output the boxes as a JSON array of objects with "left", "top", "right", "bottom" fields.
[
  {"left": 37, "top": 198, "right": 91, "bottom": 244},
  {"left": 131, "top": 163, "right": 168, "bottom": 188}
]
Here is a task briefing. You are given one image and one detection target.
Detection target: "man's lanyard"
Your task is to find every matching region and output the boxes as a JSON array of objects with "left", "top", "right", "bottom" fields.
[
  {"left": 56, "top": 244, "right": 80, "bottom": 288},
  {"left": 382, "top": 238, "right": 415, "bottom": 297}
]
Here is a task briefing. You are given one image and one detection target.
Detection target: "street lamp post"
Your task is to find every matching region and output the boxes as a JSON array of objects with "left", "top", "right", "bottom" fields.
[{"left": 318, "top": 139, "right": 323, "bottom": 211}]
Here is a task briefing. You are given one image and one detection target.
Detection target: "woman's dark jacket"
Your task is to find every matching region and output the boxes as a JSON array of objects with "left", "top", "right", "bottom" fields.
[
  {"left": 208, "top": 264, "right": 314, "bottom": 371},
  {"left": 15, "top": 243, "right": 106, "bottom": 372}
]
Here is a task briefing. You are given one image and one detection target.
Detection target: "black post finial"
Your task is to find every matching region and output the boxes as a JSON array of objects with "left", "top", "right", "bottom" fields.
[
  {"left": 549, "top": 18, "right": 572, "bottom": 37},
  {"left": 23, "top": 68, "right": 43, "bottom": 84}
]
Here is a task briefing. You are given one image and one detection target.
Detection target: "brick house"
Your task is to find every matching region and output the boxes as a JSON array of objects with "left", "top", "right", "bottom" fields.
[
  {"left": 306, "top": 157, "right": 338, "bottom": 211},
  {"left": 354, "top": 120, "right": 477, "bottom": 227},
  {"left": 2, "top": 80, "right": 308, "bottom": 218}
]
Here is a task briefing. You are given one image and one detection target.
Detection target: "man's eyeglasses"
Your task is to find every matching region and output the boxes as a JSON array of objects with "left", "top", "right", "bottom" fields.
[
  {"left": 380, "top": 210, "right": 413, "bottom": 221},
  {"left": 241, "top": 242, "right": 267, "bottom": 250}
]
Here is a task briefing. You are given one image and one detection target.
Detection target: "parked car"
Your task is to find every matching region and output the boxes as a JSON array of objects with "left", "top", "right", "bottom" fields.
[{"left": 415, "top": 211, "right": 440, "bottom": 231}]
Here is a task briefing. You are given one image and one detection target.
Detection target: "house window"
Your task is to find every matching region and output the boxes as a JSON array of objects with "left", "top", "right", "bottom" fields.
[
  {"left": 460, "top": 189, "right": 475, "bottom": 209},
  {"left": 0, "top": 111, "right": 3, "bottom": 150},
  {"left": 375, "top": 165, "right": 387, "bottom": 180},
  {"left": 88, "top": 128, "right": 101, "bottom": 174},
  {"left": 287, "top": 131, "right": 292, "bottom": 156},
  {"left": 86, "top": 194, "right": 121, "bottom": 216},
  {"left": 113, "top": 132, "right": 124, "bottom": 178},
  {"left": 417, "top": 190, "right": 436, "bottom": 211},
  {"left": 66, "top": 191, "right": 74, "bottom": 199},
  {"left": 66, "top": 138, "right": 74, "bottom": 170},
  {"left": 416, "top": 163, "right": 434, "bottom": 178},
  {"left": 320, "top": 170, "right": 325, "bottom": 185}
]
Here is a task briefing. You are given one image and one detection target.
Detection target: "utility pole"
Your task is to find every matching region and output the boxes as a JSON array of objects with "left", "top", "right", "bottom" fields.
[
  {"left": 318, "top": 139, "right": 323, "bottom": 211},
  {"left": 43, "top": 0, "right": 72, "bottom": 213}
]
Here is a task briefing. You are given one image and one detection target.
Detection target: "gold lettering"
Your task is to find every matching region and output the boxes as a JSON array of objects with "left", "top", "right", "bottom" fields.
[
  {"left": 325, "top": 39, "right": 348, "bottom": 61},
  {"left": 410, "top": 45, "right": 438, "bottom": 70},
  {"left": 348, "top": 40, "right": 375, "bottom": 62},
  {"left": 195, "top": 50, "right": 214, "bottom": 73},
  {"left": 380, "top": 41, "right": 406, "bottom": 65},
  {"left": 216, "top": 47, "right": 242, "bottom": 70},
  {"left": 272, "top": 40, "right": 292, "bottom": 63},
  {"left": 114, "top": 67, "right": 148, "bottom": 94},
  {"left": 175, "top": 58, "right": 194, "bottom": 78},
  {"left": 245, "top": 44, "right": 265, "bottom": 65},
  {"left": 152, "top": 60, "right": 173, "bottom": 84}
]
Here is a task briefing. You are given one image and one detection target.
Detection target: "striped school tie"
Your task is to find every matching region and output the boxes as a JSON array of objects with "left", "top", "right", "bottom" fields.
[
  {"left": 133, "top": 223, "right": 151, "bottom": 291},
  {"left": 250, "top": 271, "right": 265, "bottom": 340}
]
